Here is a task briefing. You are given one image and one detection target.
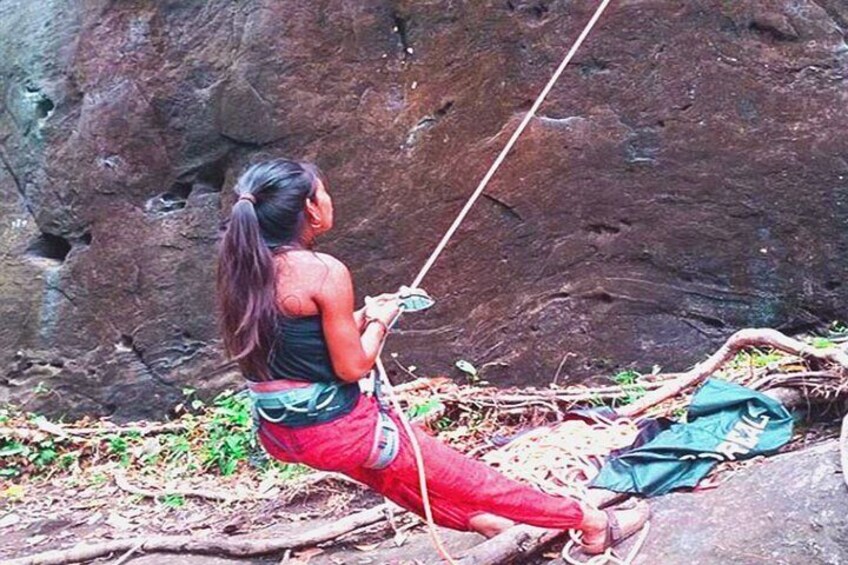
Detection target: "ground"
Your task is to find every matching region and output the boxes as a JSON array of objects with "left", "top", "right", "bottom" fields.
[{"left": 4, "top": 438, "right": 844, "bottom": 565}]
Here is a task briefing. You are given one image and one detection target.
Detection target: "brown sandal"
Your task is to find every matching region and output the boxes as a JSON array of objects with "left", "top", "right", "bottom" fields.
[{"left": 580, "top": 500, "right": 649, "bottom": 555}]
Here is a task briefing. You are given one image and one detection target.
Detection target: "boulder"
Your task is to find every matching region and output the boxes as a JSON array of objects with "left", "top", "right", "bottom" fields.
[
  {"left": 1, "top": 0, "right": 847, "bottom": 418},
  {"left": 635, "top": 439, "right": 847, "bottom": 564}
]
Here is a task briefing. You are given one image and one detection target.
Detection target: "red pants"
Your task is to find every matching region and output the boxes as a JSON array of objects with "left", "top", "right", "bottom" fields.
[{"left": 257, "top": 394, "right": 583, "bottom": 531}]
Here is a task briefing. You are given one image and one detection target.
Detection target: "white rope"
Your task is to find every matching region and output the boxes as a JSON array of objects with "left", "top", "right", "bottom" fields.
[
  {"left": 411, "top": 0, "right": 615, "bottom": 289},
  {"left": 376, "top": 1, "right": 617, "bottom": 562}
]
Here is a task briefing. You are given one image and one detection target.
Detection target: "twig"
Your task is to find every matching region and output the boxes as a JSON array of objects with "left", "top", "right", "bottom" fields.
[
  {"left": 110, "top": 540, "right": 144, "bottom": 565},
  {"left": 8, "top": 504, "right": 396, "bottom": 565},
  {"left": 551, "top": 353, "right": 575, "bottom": 386},
  {"left": 0, "top": 421, "right": 187, "bottom": 442},
  {"left": 392, "top": 376, "right": 452, "bottom": 394},
  {"left": 619, "top": 329, "right": 848, "bottom": 418}
]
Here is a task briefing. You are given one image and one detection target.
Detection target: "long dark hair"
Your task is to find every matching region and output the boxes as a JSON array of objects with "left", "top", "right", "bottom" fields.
[{"left": 216, "top": 158, "right": 325, "bottom": 380}]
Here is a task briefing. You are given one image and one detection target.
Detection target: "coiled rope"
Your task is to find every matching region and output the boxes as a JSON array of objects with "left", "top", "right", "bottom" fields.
[{"left": 373, "top": 1, "right": 616, "bottom": 563}]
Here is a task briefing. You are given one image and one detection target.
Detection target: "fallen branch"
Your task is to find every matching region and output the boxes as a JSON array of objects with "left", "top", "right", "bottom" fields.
[
  {"left": 110, "top": 540, "right": 144, "bottom": 565},
  {"left": 619, "top": 329, "right": 848, "bottom": 417},
  {"left": 0, "top": 421, "right": 187, "bottom": 443},
  {"left": 457, "top": 525, "right": 562, "bottom": 565},
  {"left": 8, "top": 503, "right": 397, "bottom": 565}
]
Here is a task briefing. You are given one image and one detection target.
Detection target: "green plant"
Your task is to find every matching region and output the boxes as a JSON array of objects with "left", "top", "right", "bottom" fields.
[
  {"left": 810, "top": 336, "right": 836, "bottom": 349},
  {"left": 31, "top": 440, "right": 57, "bottom": 468},
  {"left": 0, "top": 439, "right": 25, "bottom": 478},
  {"left": 201, "top": 390, "right": 254, "bottom": 475},
  {"left": 434, "top": 416, "right": 454, "bottom": 432},
  {"left": 268, "top": 461, "right": 311, "bottom": 481},
  {"left": 730, "top": 348, "right": 782, "bottom": 370},
  {"left": 612, "top": 370, "right": 640, "bottom": 386},
  {"left": 828, "top": 320, "right": 847, "bottom": 335},
  {"left": 159, "top": 493, "right": 185, "bottom": 508},
  {"left": 611, "top": 370, "right": 646, "bottom": 406},
  {"left": 59, "top": 452, "right": 78, "bottom": 470},
  {"left": 407, "top": 398, "right": 444, "bottom": 420}
]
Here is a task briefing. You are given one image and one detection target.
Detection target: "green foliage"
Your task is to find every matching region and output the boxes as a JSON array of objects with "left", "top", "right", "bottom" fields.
[
  {"left": 158, "top": 493, "right": 186, "bottom": 508},
  {"left": 730, "top": 347, "right": 782, "bottom": 370},
  {"left": 434, "top": 416, "right": 454, "bottom": 432},
  {"left": 407, "top": 398, "right": 444, "bottom": 420},
  {"left": 612, "top": 370, "right": 640, "bottom": 386},
  {"left": 611, "top": 370, "right": 646, "bottom": 406},
  {"left": 810, "top": 336, "right": 835, "bottom": 349},
  {"left": 0, "top": 437, "right": 62, "bottom": 476},
  {"left": 0, "top": 389, "right": 261, "bottom": 481},
  {"left": 200, "top": 390, "right": 254, "bottom": 476},
  {"left": 455, "top": 360, "right": 489, "bottom": 386},
  {"left": 267, "top": 461, "right": 311, "bottom": 481}
]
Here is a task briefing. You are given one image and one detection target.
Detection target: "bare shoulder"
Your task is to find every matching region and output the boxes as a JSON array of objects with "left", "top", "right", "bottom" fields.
[
  {"left": 274, "top": 250, "right": 348, "bottom": 276},
  {"left": 310, "top": 252, "right": 349, "bottom": 275},
  {"left": 308, "top": 252, "right": 353, "bottom": 306},
  {"left": 292, "top": 251, "right": 352, "bottom": 292}
]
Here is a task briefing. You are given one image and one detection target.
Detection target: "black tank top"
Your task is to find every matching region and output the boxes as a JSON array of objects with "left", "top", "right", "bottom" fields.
[
  {"left": 263, "top": 314, "right": 360, "bottom": 419},
  {"left": 268, "top": 315, "right": 338, "bottom": 382}
]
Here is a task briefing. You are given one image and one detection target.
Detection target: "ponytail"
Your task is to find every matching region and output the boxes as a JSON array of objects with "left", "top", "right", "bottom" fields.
[
  {"left": 216, "top": 194, "right": 277, "bottom": 380},
  {"left": 216, "top": 159, "right": 325, "bottom": 380}
]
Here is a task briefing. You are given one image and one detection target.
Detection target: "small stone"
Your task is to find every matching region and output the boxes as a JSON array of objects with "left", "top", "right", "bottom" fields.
[{"left": 0, "top": 514, "right": 20, "bottom": 529}]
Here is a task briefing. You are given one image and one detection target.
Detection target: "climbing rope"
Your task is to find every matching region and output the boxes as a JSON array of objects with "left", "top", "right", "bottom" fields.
[{"left": 373, "top": 0, "right": 616, "bottom": 562}]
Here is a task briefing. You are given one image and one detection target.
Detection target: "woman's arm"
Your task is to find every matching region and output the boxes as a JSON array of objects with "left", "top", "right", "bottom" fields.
[
  {"left": 314, "top": 256, "right": 398, "bottom": 382},
  {"left": 353, "top": 306, "right": 367, "bottom": 332}
]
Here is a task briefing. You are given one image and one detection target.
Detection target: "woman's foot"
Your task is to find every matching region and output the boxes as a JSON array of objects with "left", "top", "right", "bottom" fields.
[
  {"left": 468, "top": 513, "right": 516, "bottom": 538},
  {"left": 579, "top": 500, "right": 650, "bottom": 555}
]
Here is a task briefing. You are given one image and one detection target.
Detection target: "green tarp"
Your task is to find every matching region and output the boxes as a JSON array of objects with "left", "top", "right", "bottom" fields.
[{"left": 591, "top": 378, "right": 794, "bottom": 497}]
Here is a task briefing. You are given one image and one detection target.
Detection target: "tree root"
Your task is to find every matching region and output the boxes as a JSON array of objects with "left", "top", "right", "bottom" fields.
[
  {"left": 618, "top": 328, "right": 848, "bottom": 418},
  {"left": 8, "top": 503, "right": 398, "bottom": 565},
  {"left": 457, "top": 525, "right": 562, "bottom": 565},
  {"left": 459, "top": 328, "right": 848, "bottom": 565}
]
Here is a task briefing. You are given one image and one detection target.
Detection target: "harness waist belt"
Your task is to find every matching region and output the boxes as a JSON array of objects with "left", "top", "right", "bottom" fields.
[{"left": 248, "top": 380, "right": 359, "bottom": 428}]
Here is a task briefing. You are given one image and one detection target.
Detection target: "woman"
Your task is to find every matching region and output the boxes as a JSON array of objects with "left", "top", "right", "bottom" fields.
[{"left": 216, "top": 158, "right": 648, "bottom": 554}]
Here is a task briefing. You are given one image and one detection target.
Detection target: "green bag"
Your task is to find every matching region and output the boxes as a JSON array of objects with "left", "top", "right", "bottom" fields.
[{"left": 591, "top": 378, "right": 794, "bottom": 496}]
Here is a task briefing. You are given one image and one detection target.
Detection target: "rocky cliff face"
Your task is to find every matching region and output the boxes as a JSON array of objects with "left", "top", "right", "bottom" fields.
[{"left": 1, "top": 0, "right": 847, "bottom": 419}]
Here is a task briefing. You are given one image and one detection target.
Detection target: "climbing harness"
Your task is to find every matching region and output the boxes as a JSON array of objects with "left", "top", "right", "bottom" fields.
[
  {"left": 363, "top": 410, "right": 401, "bottom": 469},
  {"left": 369, "top": 1, "right": 616, "bottom": 563},
  {"left": 247, "top": 380, "right": 358, "bottom": 428}
]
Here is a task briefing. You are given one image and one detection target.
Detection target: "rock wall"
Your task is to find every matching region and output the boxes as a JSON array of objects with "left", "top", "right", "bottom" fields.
[{"left": 1, "top": 0, "right": 847, "bottom": 419}]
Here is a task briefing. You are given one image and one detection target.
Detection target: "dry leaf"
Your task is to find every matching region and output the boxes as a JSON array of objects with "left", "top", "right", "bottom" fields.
[
  {"left": 105, "top": 511, "right": 132, "bottom": 530},
  {"left": 0, "top": 513, "right": 20, "bottom": 529},
  {"left": 354, "top": 542, "right": 381, "bottom": 551},
  {"left": 289, "top": 547, "right": 324, "bottom": 563},
  {"left": 26, "top": 534, "right": 48, "bottom": 546},
  {"left": 393, "top": 530, "right": 408, "bottom": 546}
]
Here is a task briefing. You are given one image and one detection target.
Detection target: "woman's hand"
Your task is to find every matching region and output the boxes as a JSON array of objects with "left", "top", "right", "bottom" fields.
[{"left": 364, "top": 294, "right": 401, "bottom": 326}]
